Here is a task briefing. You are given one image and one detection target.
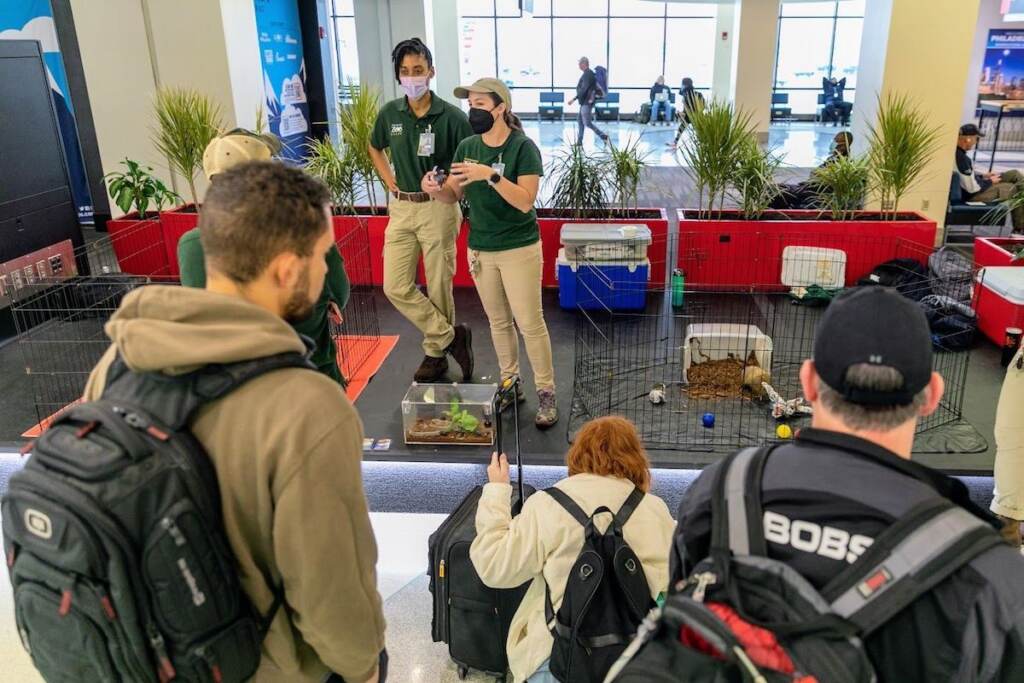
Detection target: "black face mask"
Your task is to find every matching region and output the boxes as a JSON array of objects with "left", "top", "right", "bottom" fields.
[{"left": 469, "top": 107, "right": 496, "bottom": 134}]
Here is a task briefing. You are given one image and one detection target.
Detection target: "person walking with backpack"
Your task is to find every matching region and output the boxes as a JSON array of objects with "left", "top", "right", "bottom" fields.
[
  {"left": 469, "top": 416, "right": 675, "bottom": 682},
  {"left": 79, "top": 163, "right": 387, "bottom": 683},
  {"left": 666, "top": 287, "right": 1024, "bottom": 682},
  {"left": 667, "top": 77, "right": 704, "bottom": 149},
  {"left": 369, "top": 37, "right": 475, "bottom": 383},
  {"left": 568, "top": 56, "right": 609, "bottom": 147},
  {"left": 177, "top": 129, "right": 352, "bottom": 387},
  {"left": 424, "top": 78, "right": 559, "bottom": 428}
]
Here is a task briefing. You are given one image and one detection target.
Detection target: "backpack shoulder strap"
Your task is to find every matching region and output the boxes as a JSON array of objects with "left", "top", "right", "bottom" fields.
[
  {"left": 102, "top": 350, "right": 315, "bottom": 431},
  {"left": 544, "top": 487, "right": 590, "bottom": 527},
  {"left": 710, "top": 445, "right": 773, "bottom": 557},
  {"left": 614, "top": 487, "right": 646, "bottom": 528},
  {"left": 828, "top": 500, "right": 1002, "bottom": 636}
]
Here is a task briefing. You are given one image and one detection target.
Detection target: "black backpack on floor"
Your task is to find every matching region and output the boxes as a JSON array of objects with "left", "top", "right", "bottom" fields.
[
  {"left": 2, "top": 351, "right": 313, "bottom": 683},
  {"left": 428, "top": 378, "right": 531, "bottom": 682},
  {"left": 544, "top": 486, "right": 655, "bottom": 683},
  {"left": 606, "top": 446, "right": 1003, "bottom": 683}
]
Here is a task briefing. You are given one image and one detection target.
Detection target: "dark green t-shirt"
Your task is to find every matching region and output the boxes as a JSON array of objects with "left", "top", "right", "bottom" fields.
[
  {"left": 176, "top": 228, "right": 350, "bottom": 385},
  {"left": 453, "top": 130, "right": 544, "bottom": 252},
  {"left": 370, "top": 92, "right": 472, "bottom": 193}
]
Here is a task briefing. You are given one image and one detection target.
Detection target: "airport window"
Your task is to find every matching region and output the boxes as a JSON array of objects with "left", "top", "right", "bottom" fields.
[
  {"left": 328, "top": 0, "right": 360, "bottom": 88},
  {"left": 773, "top": 1, "right": 865, "bottom": 115},
  {"left": 457, "top": 0, "right": 716, "bottom": 113}
]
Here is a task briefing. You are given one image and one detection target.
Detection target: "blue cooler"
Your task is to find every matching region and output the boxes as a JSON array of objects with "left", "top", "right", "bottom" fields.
[{"left": 556, "top": 248, "right": 650, "bottom": 310}]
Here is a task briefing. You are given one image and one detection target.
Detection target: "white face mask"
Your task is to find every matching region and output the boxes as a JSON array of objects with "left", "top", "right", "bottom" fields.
[{"left": 400, "top": 76, "right": 430, "bottom": 101}]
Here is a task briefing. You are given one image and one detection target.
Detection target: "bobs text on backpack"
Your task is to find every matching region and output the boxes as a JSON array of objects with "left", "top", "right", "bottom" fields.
[
  {"left": 2, "top": 351, "right": 313, "bottom": 683},
  {"left": 605, "top": 446, "right": 1003, "bottom": 683}
]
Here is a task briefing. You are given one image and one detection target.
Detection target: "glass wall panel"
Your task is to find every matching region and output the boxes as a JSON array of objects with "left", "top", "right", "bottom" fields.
[
  {"left": 609, "top": 18, "right": 665, "bottom": 87},
  {"left": 552, "top": 18, "right": 608, "bottom": 87},
  {"left": 664, "top": 18, "right": 715, "bottom": 89},
  {"left": 497, "top": 17, "right": 553, "bottom": 87}
]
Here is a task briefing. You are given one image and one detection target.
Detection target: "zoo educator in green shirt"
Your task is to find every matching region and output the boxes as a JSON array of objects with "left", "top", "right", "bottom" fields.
[{"left": 423, "top": 78, "right": 558, "bottom": 429}]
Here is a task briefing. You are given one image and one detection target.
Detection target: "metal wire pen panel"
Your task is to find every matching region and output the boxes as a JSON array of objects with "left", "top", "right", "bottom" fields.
[
  {"left": 332, "top": 217, "right": 381, "bottom": 379},
  {"left": 570, "top": 233, "right": 974, "bottom": 452}
]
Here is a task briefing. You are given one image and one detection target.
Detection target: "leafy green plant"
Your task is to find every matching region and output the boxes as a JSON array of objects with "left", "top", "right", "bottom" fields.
[
  {"left": 731, "top": 140, "right": 783, "bottom": 220},
  {"left": 604, "top": 136, "right": 650, "bottom": 213},
  {"left": 443, "top": 401, "right": 480, "bottom": 434},
  {"left": 547, "top": 144, "right": 609, "bottom": 218},
  {"left": 305, "top": 137, "right": 359, "bottom": 213},
  {"left": 103, "top": 158, "right": 182, "bottom": 217},
  {"left": 866, "top": 93, "right": 941, "bottom": 220},
  {"left": 152, "top": 87, "right": 223, "bottom": 209},
  {"left": 678, "top": 99, "right": 757, "bottom": 219},
  {"left": 810, "top": 154, "right": 871, "bottom": 221},
  {"left": 338, "top": 83, "right": 382, "bottom": 206}
]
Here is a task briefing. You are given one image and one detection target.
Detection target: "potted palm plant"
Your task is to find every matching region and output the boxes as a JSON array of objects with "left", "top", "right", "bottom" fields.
[
  {"left": 103, "top": 158, "right": 181, "bottom": 278},
  {"left": 152, "top": 86, "right": 223, "bottom": 277},
  {"left": 677, "top": 96, "right": 938, "bottom": 291},
  {"left": 539, "top": 141, "right": 669, "bottom": 288}
]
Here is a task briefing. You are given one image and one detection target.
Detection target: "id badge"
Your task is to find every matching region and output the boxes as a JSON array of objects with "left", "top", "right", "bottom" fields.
[
  {"left": 491, "top": 162, "right": 506, "bottom": 176},
  {"left": 417, "top": 130, "right": 435, "bottom": 156}
]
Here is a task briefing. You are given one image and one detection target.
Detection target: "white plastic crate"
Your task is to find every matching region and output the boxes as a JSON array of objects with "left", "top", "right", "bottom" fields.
[
  {"left": 681, "top": 323, "right": 773, "bottom": 383},
  {"left": 560, "top": 223, "right": 652, "bottom": 261},
  {"left": 781, "top": 246, "right": 847, "bottom": 288}
]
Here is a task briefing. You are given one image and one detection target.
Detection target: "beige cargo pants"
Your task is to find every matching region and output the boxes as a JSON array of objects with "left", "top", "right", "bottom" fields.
[
  {"left": 992, "top": 347, "right": 1024, "bottom": 521},
  {"left": 383, "top": 199, "right": 461, "bottom": 357}
]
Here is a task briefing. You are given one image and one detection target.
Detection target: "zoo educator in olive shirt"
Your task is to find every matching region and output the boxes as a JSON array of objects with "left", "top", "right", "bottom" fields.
[{"left": 424, "top": 78, "right": 558, "bottom": 429}]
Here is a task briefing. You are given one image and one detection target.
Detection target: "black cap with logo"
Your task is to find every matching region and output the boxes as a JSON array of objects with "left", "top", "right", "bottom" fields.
[
  {"left": 813, "top": 287, "right": 933, "bottom": 406},
  {"left": 959, "top": 123, "right": 984, "bottom": 137}
]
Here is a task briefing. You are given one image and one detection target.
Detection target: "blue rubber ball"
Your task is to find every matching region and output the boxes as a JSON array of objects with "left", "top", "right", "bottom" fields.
[{"left": 702, "top": 412, "right": 715, "bottom": 428}]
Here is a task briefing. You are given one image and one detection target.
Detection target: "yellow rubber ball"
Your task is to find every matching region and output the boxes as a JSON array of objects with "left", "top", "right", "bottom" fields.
[{"left": 776, "top": 424, "right": 793, "bottom": 439}]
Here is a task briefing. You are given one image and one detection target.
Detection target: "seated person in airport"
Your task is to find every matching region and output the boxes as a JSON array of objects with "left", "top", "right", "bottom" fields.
[
  {"left": 991, "top": 344, "right": 1024, "bottom": 547},
  {"left": 470, "top": 416, "right": 675, "bottom": 682},
  {"left": 85, "top": 162, "right": 387, "bottom": 683},
  {"left": 668, "top": 77, "right": 705, "bottom": 148},
  {"left": 822, "top": 76, "right": 852, "bottom": 126},
  {"left": 648, "top": 75, "right": 674, "bottom": 125},
  {"left": 956, "top": 123, "right": 1024, "bottom": 232},
  {"left": 176, "top": 130, "right": 351, "bottom": 386},
  {"left": 771, "top": 131, "right": 854, "bottom": 210},
  {"left": 672, "top": 287, "right": 1024, "bottom": 682}
]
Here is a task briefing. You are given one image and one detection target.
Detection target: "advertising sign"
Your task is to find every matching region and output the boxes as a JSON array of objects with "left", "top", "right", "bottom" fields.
[
  {"left": 254, "top": 0, "right": 310, "bottom": 161},
  {"left": 978, "top": 29, "right": 1024, "bottom": 102}
]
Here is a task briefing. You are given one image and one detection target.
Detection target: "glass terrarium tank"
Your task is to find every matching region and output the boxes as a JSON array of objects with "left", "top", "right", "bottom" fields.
[{"left": 402, "top": 382, "right": 498, "bottom": 446}]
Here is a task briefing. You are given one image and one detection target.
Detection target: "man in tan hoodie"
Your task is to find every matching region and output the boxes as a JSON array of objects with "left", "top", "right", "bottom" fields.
[{"left": 83, "top": 162, "right": 386, "bottom": 682}]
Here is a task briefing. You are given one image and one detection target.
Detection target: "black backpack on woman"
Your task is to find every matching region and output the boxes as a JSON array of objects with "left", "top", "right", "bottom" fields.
[{"left": 543, "top": 487, "right": 654, "bottom": 682}]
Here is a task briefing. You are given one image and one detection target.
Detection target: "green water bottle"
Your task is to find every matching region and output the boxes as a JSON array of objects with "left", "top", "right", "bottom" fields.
[{"left": 671, "top": 269, "right": 685, "bottom": 307}]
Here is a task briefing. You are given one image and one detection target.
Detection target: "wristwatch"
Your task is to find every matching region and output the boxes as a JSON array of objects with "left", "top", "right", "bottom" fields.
[{"left": 487, "top": 171, "right": 502, "bottom": 187}]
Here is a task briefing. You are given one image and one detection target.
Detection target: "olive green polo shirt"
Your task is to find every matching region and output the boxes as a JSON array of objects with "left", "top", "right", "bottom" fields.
[
  {"left": 370, "top": 92, "right": 473, "bottom": 193},
  {"left": 453, "top": 130, "right": 544, "bottom": 252}
]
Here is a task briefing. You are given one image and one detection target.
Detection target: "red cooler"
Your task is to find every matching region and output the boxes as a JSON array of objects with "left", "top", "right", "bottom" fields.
[{"left": 975, "top": 267, "right": 1024, "bottom": 345}]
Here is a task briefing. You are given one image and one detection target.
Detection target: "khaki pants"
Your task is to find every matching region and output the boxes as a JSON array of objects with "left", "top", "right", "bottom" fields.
[
  {"left": 470, "top": 241, "right": 555, "bottom": 391},
  {"left": 384, "top": 199, "right": 461, "bottom": 357},
  {"left": 992, "top": 347, "right": 1024, "bottom": 521},
  {"left": 972, "top": 169, "right": 1024, "bottom": 230}
]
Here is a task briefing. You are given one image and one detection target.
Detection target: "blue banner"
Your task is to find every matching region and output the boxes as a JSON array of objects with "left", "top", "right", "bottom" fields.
[
  {"left": 987, "top": 30, "right": 1024, "bottom": 50},
  {"left": 0, "top": 0, "right": 92, "bottom": 219},
  {"left": 254, "top": 0, "right": 310, "bottom": 162},
  {"left": 979, "top": 30, "right": 1024, "bottom": 103}
]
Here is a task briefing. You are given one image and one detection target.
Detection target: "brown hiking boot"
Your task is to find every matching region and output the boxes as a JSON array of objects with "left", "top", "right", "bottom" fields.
[
  {"left": 414, "top": 355, "right": 448, "bottom": 383},
  {"left": 535, "top": 388, "right": 558, "bottom": 429},
  {"left": 446, "top": 324, "right": 474, "bottom": 382},
  {"left": 998, "top": 515, "right": 1022, "bottom": 547}
]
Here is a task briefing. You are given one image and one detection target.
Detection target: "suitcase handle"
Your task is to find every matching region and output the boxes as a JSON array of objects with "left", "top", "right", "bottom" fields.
[{"left": 493, "top": 376, "right": 524, "bottom": 507}]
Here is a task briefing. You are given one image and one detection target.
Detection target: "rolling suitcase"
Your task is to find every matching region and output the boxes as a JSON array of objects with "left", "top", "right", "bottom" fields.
[{"left": 428, "top": 377, "right": 533, "bottom": 682}]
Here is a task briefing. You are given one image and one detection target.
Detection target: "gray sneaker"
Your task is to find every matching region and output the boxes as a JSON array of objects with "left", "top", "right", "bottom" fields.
[{"left": 535, "top": 388, "right": 558, "bottom": 429}]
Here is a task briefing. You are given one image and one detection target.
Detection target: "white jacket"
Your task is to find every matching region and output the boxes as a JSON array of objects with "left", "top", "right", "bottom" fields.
[
  {"left": 993, "top": 346, "right": 1024, "bottom": 519},
  {"left": 470, "top": 473, "right": 676, "bottom": 682}
]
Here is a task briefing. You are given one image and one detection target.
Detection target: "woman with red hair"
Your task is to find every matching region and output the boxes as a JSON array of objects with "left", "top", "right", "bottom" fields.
[{"left": 470, "top": 416, "right": 675, "bottom": 682}]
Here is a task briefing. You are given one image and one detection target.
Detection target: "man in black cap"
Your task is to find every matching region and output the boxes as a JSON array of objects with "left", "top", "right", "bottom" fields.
[
  {"left": 671, "top": 287, "right": 1024, "bottom": 681},
  {"left": 957, "top": 123, "right": 1024, "bottom": 231}
]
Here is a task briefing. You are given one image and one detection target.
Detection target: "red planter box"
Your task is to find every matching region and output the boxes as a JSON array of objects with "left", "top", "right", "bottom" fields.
[
  {"left": 159, "top": 205, "right": 200, "bottom": 278},
  {"left": 975, "top": 237, "right": 1024, "bottom": 270},
  {"left": 536, "top": 208, "right": 670, "bottom": 288},
  {"left": 106, "top": 212, "right": 172, "bottom": 280},
  {"left": 677, "top": 210, "right": 937, "bottom": 290}
]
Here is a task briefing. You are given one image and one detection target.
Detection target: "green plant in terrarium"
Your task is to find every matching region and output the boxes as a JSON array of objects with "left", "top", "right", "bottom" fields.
[
  {"left": 443, "top": 400, "right": 480, "bottom": 434},
  {"left": 104, "top": 158, "right": 182, "bottom": 216}
]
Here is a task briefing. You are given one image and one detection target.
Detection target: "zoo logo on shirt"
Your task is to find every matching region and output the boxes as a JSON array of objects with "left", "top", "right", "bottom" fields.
[{"left": 391, "top": 123, "right": 403, "bottom": 136}]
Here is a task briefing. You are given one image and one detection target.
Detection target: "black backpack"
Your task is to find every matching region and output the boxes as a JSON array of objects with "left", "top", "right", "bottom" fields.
[
  {"left": 543, "top": 486, "right": 654, "bottom": 683},
  {"left": 2, "top": 351, "right": 313, "bottom": 683},
  {"left": 606, "top": 446, "right": 1003, "bottom": 682}
]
